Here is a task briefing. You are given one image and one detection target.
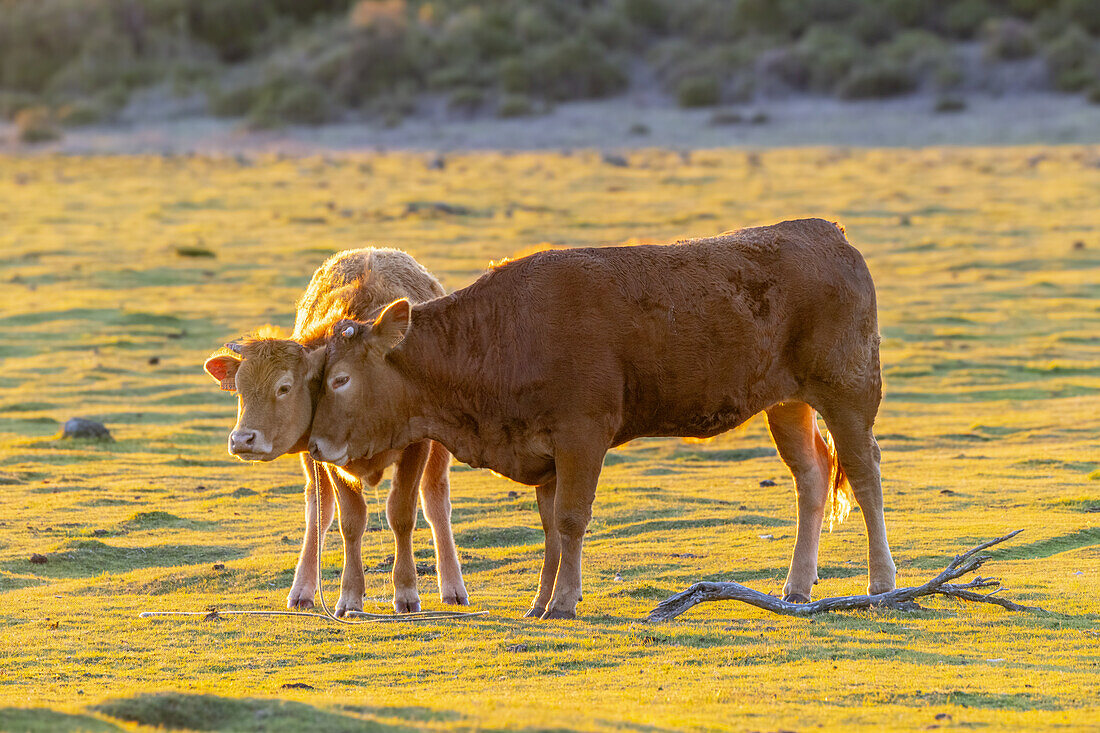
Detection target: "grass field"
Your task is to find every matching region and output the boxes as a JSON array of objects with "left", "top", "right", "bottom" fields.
[{"left": 0, "top": 147, "right": 1098, "bottom": 731}]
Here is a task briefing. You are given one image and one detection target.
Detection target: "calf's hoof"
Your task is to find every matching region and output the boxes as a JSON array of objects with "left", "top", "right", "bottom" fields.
[
  {"left": 783, "top": 593, "right": 811, "bottom": 604},
  {"left": 523, "top": 606, "right": 546, "bottom": 619},
  {"left": 540, "top": 608, "right": 577, "bottom": 620},
  {"left": 441, "top": 584, "right": 470, "bottom": 606},
  {"left": 335, "top": 597, "right": 363, "bottom": 618},
  {"left": 394, "top": 597, "right": 422, "bottom": 614},
  {"left": 286, "top": 592, "right": 315, "bottom": 611}
]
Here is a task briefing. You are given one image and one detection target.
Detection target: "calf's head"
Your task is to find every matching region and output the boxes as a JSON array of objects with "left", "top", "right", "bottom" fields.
[
  {"left": 309, "top": 299, "right": 412, "bottom": 466},
  {"left": 203, "top": 338, "right": 325, "bottom": 461}
]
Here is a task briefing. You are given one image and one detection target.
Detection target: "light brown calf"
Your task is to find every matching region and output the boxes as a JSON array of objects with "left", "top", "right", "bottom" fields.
[
  {"left": 203, "top": 249, "right": 467, "bottom": 615},
  {"left": 309, "top": 219, "right": 896, "bottom": 619}
]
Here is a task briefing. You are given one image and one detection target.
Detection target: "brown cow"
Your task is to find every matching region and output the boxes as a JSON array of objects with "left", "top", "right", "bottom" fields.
[
  {"left": 309, "top": 219, "right": 896, "bottom": 619},
  {"left": 203, "top": 248, "right": 467, "bottom": 616}
]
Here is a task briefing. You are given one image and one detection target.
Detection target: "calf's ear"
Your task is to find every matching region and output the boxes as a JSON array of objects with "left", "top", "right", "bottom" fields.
[
  {"left": 371, "top": 298, "right": 412, "bottom": 350},
  {"left": 204, "top": 352, "right": 241, "bottom": 391}
]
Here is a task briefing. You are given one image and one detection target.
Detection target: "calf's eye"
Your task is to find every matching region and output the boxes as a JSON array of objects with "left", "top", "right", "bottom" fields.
[
  {"left": 276, "top": 385, "right": 291, "bottom": 396},
  {"left": 332, "top": 375, "right": 349, "bottom": 389}
]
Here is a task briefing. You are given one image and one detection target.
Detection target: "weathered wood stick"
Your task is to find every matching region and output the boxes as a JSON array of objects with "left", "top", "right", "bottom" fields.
[{"left": 647, "top": 530, "right": 1044, "bottom": 622}]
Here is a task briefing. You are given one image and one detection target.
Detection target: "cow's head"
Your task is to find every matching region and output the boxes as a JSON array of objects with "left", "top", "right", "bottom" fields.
[
  {"left": 203, "top": 338, "right": 325, "bottom": 461},
  {"left": 309, "top": 299, "right": 412, "bottom": 466}
]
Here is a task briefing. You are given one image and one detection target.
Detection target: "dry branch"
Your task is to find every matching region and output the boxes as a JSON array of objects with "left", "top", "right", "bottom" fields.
[{"left": 647, "top": 530, "right": 1044, "bottom": 622}]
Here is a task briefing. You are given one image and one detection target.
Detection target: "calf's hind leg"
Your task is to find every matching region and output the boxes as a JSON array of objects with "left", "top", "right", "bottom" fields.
[
  {"left": 766, "top": 401, "right": 831, "bottom": 603},
  {"left": 418, "top": 440, "right": 468, "bottom": 606},
  {"left": 818, "top": 401, "right": 896, "bottom": 596},
  {"left": 287, "top": 454, "right": 336, "bottom": 610}
]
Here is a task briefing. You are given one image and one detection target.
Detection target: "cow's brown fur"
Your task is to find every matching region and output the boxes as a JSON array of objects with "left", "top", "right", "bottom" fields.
[
  {"left": 311, "top": 219, "right": 897, "bottom": 619},
  {"left": 203, "top": 248, "right": 466, "bottom": 615}
]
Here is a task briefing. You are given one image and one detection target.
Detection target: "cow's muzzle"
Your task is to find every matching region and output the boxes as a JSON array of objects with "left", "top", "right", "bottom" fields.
[
  {"left": 228, "top": 429, "right": 273, "bottom": 460},
  {"left": 308, "top": 438, "right": 348, "bottom": 466}
]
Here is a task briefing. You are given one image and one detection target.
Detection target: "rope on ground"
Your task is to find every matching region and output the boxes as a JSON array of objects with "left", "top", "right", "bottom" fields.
[{"left": 136, "top": 460, "right": 487, "bottom": 625}]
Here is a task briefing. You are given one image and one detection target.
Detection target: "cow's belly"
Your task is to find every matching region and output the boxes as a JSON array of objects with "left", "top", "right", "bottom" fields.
[{"left": 446, "top": 430, "right": 555, "bottom": 487}]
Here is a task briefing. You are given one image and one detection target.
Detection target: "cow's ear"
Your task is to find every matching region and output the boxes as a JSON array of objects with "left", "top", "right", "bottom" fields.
[
  {"left": 371, "top": 299, "right": 411, "bottom": 350},
  {"left": 204, "top": 353, "right": 241, "bottom": 391}
]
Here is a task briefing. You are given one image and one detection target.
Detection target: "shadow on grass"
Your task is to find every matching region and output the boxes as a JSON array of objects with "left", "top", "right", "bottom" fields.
[
  {"left": 90, "top": 692, "right": 418, "bottom": 732},
  {"left": 0, "top": 540, "right": 247, "bottom": 579},
  {"left": 593, "top": 514, "right": 792, "bottom": 540},
  {"left": 0, "top": 707, "right": 121, "bottom": 732}
]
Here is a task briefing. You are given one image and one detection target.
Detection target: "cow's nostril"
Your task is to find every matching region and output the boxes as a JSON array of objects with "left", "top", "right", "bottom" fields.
[{"left": 242, "top": 431, "right": 255, "bottom": 446}]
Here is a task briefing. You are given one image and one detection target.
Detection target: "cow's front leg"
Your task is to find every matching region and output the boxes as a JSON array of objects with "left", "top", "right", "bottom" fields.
[
  {"left": 543, "top": 441, "right": 603, "bottom": 620},
  {"left": 288, "top": 455, "right": 336, "bottom": 610},
  {"left": 390, "top": 441, "right": 429, "bottom": 613},
  {"left": 418, "top": 440, "right": 468, "bottom": 606},
  {"left": 525, "top": 478, "right": 559, "bottom": 618},
  {"left": 331, "top": 471, "right": 367, "bottom": 617}
]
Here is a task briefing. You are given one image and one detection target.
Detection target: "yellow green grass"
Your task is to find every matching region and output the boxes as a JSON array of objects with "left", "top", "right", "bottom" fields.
[{"left": 0, "top": 148, "right": 1097, "bottom": 731}]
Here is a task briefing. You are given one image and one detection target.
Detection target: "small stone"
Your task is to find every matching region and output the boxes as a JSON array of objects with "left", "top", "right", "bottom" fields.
[
  {"left": 147, "top": 356, "right": 160, "bottom": 365},
  {"left": 759, "top": 479, "right": 777, "bottom": 487},
  {"left": 506, "top": 643, "right": 528, "bottom": 653},
  {"left": 758, "top": 534, "right": 773, "bottom": 540},
  {"left": 212, "top": 563, "right": 226, "bottom": 570},
  {"left": 61, "top": 418, "right": 112, "bottom": 441},
  {"left": 30, "top": 553, "right": 48, "bottom": 564}
]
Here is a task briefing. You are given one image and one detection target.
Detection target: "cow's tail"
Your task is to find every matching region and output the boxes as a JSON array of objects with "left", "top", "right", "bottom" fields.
[{"left": 822, "top": 423, "right": 854, "bottom": 531}]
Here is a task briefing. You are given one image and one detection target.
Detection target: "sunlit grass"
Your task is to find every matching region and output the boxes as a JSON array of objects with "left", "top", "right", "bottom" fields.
[{"left": 0, "top": 148, "right": 1097, "bottom": 730}]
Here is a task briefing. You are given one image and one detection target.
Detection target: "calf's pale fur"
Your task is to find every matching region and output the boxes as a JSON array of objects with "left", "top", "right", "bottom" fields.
[{"left": 204, "top": 249, "right": 466, "bottom": 615}]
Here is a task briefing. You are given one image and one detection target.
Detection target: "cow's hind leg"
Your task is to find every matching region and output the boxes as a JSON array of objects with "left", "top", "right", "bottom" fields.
[
  {"left": 389, "top": 441, "right": 429, "bottom": 613},
  {"left": 418, "top": 440, "right": 468, "bottom": 606},
  {"left": 766, "top": 401, "right": 831, "bottom": 603},
  {"left": 543, "top": 436, "right": 604, "bottom": 620},
  {"left": 287, "top": 454, "right": 336, "bottom": 610},
  {"left": 525, "top": 478, "right": 560, "bottom": 618},
  {"left": 818, "top": 399, "right": 896, "bottom": 596}
]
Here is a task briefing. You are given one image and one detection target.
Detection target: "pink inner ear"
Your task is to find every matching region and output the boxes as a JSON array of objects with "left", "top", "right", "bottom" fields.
[{"left": 204, "top": 355, "right": 240, "bottom": 391}]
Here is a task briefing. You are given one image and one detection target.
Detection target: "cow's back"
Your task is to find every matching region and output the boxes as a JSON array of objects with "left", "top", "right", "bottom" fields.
[{"left": 416, "top": 219, "right": 877, "bottom": 444}]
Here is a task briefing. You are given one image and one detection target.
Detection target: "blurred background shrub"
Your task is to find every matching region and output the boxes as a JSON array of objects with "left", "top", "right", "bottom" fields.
[{"left": 0, "top": 0, "right": 1098, "bottom": 130}]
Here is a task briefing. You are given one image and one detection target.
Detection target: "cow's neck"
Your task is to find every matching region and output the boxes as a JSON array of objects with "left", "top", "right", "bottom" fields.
[{"left": 389, "top": 300, "right": 510, "bottom": 463}]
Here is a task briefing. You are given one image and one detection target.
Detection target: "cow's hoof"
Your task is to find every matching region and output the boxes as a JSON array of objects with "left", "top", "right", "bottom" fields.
[
  {"left": 783, "top": 593, "right": 811, "bottom": 604},
  {"left": 441, "top": 585, "right": 469, "bottom": 606},
  {"left": 394, "top": 598, "right": 422, "bottom": 614},
  {"left": 523, "top": 606, "right": 546, "bottom": 619},
  {"left": 540, "top": 608, "right": 577, "bottom": 620}
]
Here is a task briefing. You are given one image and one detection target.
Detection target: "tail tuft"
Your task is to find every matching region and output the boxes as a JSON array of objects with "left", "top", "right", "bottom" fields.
[{"left": 822, "top": 425, "right": 853, "bottom": 530}]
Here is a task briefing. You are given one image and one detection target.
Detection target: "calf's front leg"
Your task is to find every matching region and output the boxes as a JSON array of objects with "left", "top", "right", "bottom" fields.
[
  {"left": 287, "top": 454, "right": 336, "bottom": 610},
  {"left": 389, "top": 441, "right": 429, "bottom": 613},
  {"left": 330, "top": 470, "right": 367, "bottom": 617},
  {"left": 543, "top": 442, "right": 603, "bottom": 620}
]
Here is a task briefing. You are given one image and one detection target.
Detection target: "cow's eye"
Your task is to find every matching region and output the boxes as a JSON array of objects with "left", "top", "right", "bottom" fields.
[
  {"left": 332, "top": 375, "right": 349, "bottom": 389},
  {"left": 276, "top": 384, "right": 291, "bottom": 397}
]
